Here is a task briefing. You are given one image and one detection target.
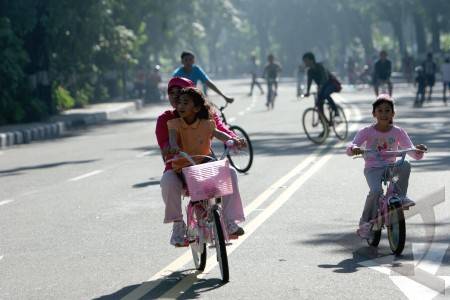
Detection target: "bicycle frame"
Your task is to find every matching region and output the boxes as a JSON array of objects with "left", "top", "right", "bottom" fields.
[{"left": 362, "top": 149, "right": 412, "bottom": 228}]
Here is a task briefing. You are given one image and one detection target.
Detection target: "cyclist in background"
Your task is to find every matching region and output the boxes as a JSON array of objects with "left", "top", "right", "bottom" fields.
[
  {"left": 263, "top": 54, "right": 282, "bottom": 108},
  {"left": 302, "top": 52, "right": 339, "bottom": 117},
  {"left": 373, "top": 50, "right": 393, "bottom": 97},
  {"left": 173, "top": 51, "right": 234, "bottom": 103}
]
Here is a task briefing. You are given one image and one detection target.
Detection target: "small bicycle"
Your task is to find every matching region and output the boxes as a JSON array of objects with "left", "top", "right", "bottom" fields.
[
  {"left": 301, "top": 93, "right": 348, "bottom": 144},
  {"left": 173, "top": 143, "right": 237, "bottom": 282},
  {"left": 213, "top": 102, "right": 254, "bottom": 173},
  {"left": 355, "top": 148, "right": 424, "bottom": 255}
]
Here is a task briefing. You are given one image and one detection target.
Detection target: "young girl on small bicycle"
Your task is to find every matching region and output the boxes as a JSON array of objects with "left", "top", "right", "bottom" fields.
[
  {"left": 346, "top": 94, "right": 427, "bottom": 239},
  {"left": 166, "top": 87, "right": 245, "bottom": 246}
]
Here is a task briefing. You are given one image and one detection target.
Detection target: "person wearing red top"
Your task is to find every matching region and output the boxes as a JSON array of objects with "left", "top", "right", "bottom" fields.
[{"left": 155, "top": 77, "right": 245, "bottom": 246}]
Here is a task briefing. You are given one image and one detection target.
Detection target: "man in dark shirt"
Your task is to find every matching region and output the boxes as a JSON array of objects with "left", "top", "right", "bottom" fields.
[
  {"left": 373, "top": 50, "right": 393, "bottom": 96},
  {"left": 303, "top": 52, "right": 339, "bottom": 116}
]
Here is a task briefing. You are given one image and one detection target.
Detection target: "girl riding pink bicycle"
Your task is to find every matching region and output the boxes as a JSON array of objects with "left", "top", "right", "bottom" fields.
[
  {"left": 157, "top": 84, "right": 245, "bottom": 247},
  {"left": 347, "top": 94, "right": 427, "bottom": 239}
]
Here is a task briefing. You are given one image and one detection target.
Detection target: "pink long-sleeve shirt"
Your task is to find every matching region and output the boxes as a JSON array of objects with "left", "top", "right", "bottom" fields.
[
  {"left": 346, "top": 124, "right": 423, "bottom": 168},
  {"left": 155, "top": 109, "right": 236, "bottom": 171}
]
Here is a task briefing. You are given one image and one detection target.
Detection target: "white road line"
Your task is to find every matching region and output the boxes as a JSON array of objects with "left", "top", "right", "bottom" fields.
[
  {"left": 160, "top": 151, "right": 336, "bottom": 299},
  {"left": 121, "top": 148, "right": 330, "bottom": 300},
  {"left": 0, "top": 255, "right": 3, "bottom": 261},
  {"left": 121, "top": 97, "right": 362, "bottom": 300},
  {"left": 136, "top": 150, "right": 156, "bottom": 158},
  {"left": 0, "top": 199, "right": 14, "bottom": 206},
  {"left": 68, "top": 170, "right": 103, "bottom": 182}
]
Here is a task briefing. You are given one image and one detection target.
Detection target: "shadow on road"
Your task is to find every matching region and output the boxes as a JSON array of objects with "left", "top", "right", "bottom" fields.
[
  {"left": 93, "top": 269, "right": 224, "bottom": 300},
  {"left": 0, "top": 159, "right": 99, "bottom": 176}
]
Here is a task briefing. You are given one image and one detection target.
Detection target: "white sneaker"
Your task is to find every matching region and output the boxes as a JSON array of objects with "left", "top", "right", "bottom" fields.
[
  {"left": 170, "top": 221, "right": 187, "bottom": 247},
  {"left": 402, "top": 197, "right": 416, "bottom": 208}
]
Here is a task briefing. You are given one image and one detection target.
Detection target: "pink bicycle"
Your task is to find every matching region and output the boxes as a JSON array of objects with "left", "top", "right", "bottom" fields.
[
  {"left": 356, "top": 148, "right": 425, "bottom": 255},
  {"left": 174, "top": 142, "right": 236, "bottom": 282}
]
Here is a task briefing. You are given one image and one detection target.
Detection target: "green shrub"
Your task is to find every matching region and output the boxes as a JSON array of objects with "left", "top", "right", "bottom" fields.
[{"left": 54, "top": 86, "right": 75, "bottom": 111}]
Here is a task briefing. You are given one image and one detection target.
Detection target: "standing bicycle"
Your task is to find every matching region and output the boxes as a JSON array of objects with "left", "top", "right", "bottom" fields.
[
  {"left": 263, "top": 54, "right": 282, "bottom": 110},
  {"left": 212, "top": 101, "right": 254, "bottom": 173}
]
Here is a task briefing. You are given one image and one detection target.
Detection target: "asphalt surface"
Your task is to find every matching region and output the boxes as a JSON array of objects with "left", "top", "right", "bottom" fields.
[{"left": 0, "top": 79, "right": 449, "bottom": 300}]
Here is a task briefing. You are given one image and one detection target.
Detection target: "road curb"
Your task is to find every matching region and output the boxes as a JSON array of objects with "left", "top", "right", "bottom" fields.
[{"left": 0, "top": 99, "right": 143, "bottom": 149}]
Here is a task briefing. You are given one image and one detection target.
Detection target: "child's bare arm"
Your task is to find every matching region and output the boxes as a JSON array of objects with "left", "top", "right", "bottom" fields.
[
  {"left": 168, "top": 129, "right": 180, "bottom": 154},
  {"left": 213, "top": 128, "right": 233, "bottom": 143}
]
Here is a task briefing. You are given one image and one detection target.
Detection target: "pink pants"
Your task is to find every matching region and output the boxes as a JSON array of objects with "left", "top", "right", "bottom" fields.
[{"left": 160, "top": 168, "right": 245, "bottom": 224}]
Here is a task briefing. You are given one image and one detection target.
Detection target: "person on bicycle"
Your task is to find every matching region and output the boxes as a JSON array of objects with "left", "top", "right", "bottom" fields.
[
  {"left": 302, "top": 52, "right": 340, "bottom": 117},
  {"left": 373, "top": 50, "right": 393, "bottom": 97},
  {"left": 263, "top": 54, "right": 282, "bottom": 108},
  {"left": 156, "top": 77, "right": 245, "bottom": 247},
  {"left": 173, "top": 51, "right": 234, "bottom": 103},
  {"left": 346, "top": 95, "right": 427, "bottom": 239}
]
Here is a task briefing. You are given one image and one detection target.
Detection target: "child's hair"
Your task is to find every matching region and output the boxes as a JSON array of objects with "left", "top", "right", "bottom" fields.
[
  {"left": 372, "top": 94, "right": 395, "bottom": 113},
  {"left": 179, "top": 87, "right": 212, "bottom": 120},
  {"left": 181, "top": 51, "right": 194, "bottom": 59},
  {"left": 302, "top": 52, "right": 315, "bottom": 62}
]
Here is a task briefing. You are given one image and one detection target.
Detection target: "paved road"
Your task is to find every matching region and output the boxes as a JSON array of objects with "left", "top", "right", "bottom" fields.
[{"left": 0, "top": 79, "right": 449, "bottom": 299}]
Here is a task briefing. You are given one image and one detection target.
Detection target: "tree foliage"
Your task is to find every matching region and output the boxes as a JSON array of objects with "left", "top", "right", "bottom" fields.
[{"left": 1, "top": 0, "right": 449, "bottom": 125}]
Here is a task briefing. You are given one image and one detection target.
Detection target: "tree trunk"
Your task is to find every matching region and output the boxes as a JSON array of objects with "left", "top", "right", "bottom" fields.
[
  {"left": 430, "top": 17, "right": 440, "bottom": 53},
  {"left": 413, "top": 12, "right": 427, "bottom": 56}
]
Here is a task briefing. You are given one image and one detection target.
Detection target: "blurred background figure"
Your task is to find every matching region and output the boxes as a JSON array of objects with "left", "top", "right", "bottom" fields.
[
  {"left": 134, "top": 67, "right": 146, "bottom": 98},
  {"left": 422, "top": 52, "right": 437, "bottom": 101},
  {"left": 297, "top": 62, "right": 306, "bottom": 97},
  {"left": 373, "top": 50, "right": 393, "bottom": 96},
  {"left": 414, "top": 66, "right": 426, "bottom": 107},
  {"left": 346, "top": 56, "right": 357, "bottom": 85},
  {"left": 248, "top": 54, "right": 264, "bottom": 96},
  {"left": 442, "top": 57, "right": 450, "bottom": 105},
  {"left": 402, "top": 53, "right": 414, "bottom": 85},
  {"left": 145, "top": 65, "right": 162, "bottom": 102}
]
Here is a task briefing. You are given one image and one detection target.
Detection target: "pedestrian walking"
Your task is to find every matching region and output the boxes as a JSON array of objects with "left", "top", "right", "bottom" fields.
[
  {"left": 248, "top": 55, "right": 264, "bottom": 96},
  {"left": 422, "top": 52, "right": 437, "bottom": 101},
  {"left": 442, "top": 57, "right": 450, "bottom": 105},
  {"left": 414, "top": 66, "right": 426, "bottom": 107}
]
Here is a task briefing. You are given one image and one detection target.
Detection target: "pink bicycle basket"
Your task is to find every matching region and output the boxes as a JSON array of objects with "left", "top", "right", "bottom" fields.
[{"left": 182, "top": 159, "right": 234, "bottom": 201}]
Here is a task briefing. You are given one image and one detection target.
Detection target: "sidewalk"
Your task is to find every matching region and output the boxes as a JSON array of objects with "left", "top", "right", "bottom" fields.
[{"left": 0, "top": 99, "right": 144, "bottom": 149}]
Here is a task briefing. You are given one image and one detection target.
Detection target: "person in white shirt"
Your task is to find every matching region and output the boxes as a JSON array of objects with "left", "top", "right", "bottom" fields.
[{"left": 442, "top": 57, "right": 450, "bottom": 105}]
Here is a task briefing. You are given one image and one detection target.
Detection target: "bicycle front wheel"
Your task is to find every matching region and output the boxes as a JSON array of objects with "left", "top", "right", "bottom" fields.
[
  {"left": 212, "top": 207, "right": 229, "bottom": 282},
  {"left": 332, "top": 105, "right": 348, "bottom": 140},
  {"left": 387, "top": 203, "right": 406, "bottom": 255},
  {"left": 227, "top": 125, "right": 253, "bottom": 173},
  {"left": 302, "top": 107, "right": 329, "bottom": 144}
]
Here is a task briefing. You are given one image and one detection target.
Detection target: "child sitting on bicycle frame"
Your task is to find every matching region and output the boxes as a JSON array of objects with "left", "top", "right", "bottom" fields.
[
  {"left": 166, "top": 87, "right": 245, "bottom": 246},
  {"left": 346, "top": 94, "right": 427, "bottom": 239}
]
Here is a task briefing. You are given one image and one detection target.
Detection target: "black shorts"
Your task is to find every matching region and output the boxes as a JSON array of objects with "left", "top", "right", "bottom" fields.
[{"left": 425, "top": 75, "right": 435, "bottom": 87}]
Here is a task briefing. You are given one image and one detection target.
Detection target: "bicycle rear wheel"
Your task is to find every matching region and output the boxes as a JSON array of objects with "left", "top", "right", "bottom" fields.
[
  {"left": 227, "top": 125, "right": 253, "bottom": 173},
  {"left": 212, "top": 207, "right": 229, "bottom": 282},
  {"left": 191, "top": 242, "right": 207, "bottom": 271},
  {"left": 302, "top": 107, "right": 329, "bottom": 144},
  {"left": 332, "top": 105, "right": 348, "bottom": 140},
  {"left": 387, "top": 203, "right": 406, "bottom": 255}
]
